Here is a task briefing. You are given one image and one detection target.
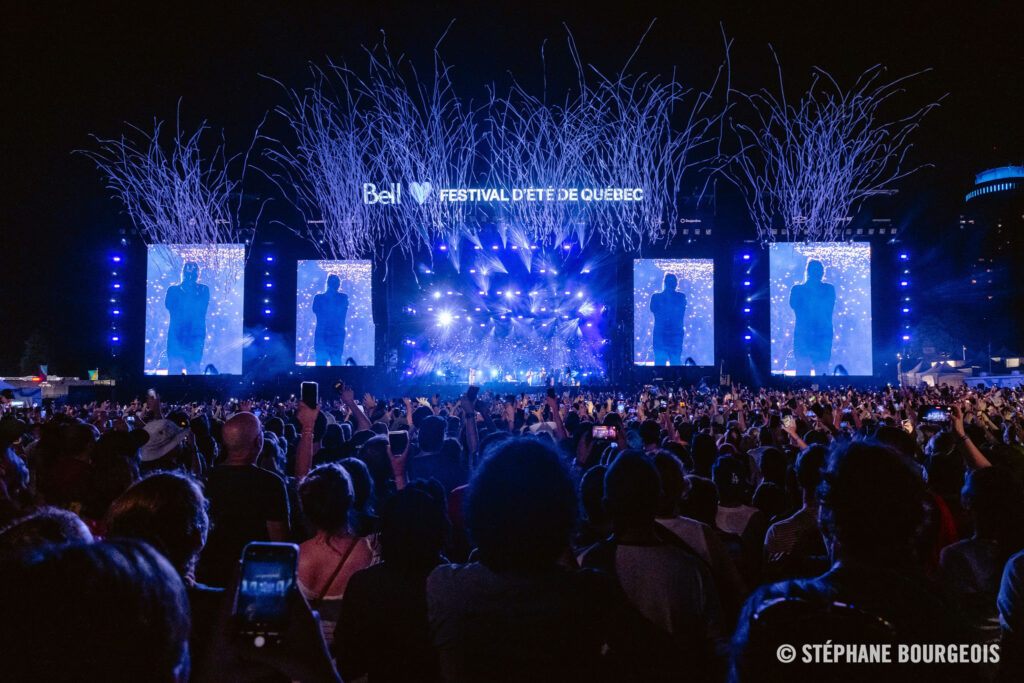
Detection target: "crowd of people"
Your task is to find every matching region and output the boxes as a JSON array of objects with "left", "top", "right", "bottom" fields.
[{"left": 2, "top": 380, "right": 1024, "bottom": 681}]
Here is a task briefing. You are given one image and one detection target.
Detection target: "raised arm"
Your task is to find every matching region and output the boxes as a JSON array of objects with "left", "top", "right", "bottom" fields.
[
  {"left": 339, "top": 383, "right": 372, "bottom": 432},
  {"left": 295, "top": 401, "right": 320, "bottom": 481},
  {"left": 951, "top": 404, "right": 992, "bottom": 470}
]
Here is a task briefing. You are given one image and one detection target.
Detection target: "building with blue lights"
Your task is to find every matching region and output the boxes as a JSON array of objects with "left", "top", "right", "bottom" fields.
[{"left": 959, "top": 164, "right": 1024, "bottom": 353}]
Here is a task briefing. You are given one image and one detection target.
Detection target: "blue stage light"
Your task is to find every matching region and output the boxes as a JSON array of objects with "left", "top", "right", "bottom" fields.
[
  {"left": 744, "top": 334, "right": 752, "bottom": 341},
  {"left": 439, "top": 244, "right": 448, "bottom": 251},
  {"left": 112, "top": 255, "right": 122, "bottom": 263},
  {"left": 902, "top": 307, "right": 910, "bottom": 313},
  {"left": 265, "top": 255, "right": 274, "bottom": 262},
  {"left": 111, "top": 335, "right": 120, "bottom": 342},
  {"left": 902, "top": 334, "right": 911, "bottom": 341},
  {"left": 743, "top": 307, "right": 751, "bottom": 313},
  {"left": 265, "top": 282, "right": 273, "bottom": 288},
  {"left": 438, "top": 311, "right": 454, "bottom": 326},
  {"left": 113, "top": 283, "right": 121, "bottom": 289},
  {"left": 900, "top": 280, "right": 908, "bottom": 287},
  {"left": 469, "top": 268, "right": 477, "bottom": 274},
  {"left": 491, "top": 245, "right": 499, "bottom": 250},
  {"left": 264, "top": 309, "right": 272, "bottom": 315},
  {"left": 899, "top": 253, "right": 909, "bottom": 260},
  {"left": 112, "top": 309, "right": 120, "bottom": 315},
  {"left": 743, "top": 280, "right": 751, "bottom": 287},
  {"left": 563, "top": 243, "right": 572, "bottom": 251},
  {"left": 742, "top": 253, "right": 751, "bottom": 260},
  {"left": 263, "top": 335, "right": 271, "bottom": 341},
  {"left": 432, "top": 291, "right": 441, "bottom": 299}
]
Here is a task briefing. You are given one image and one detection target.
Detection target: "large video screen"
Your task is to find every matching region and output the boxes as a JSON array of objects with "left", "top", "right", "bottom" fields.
[
  {"left": 296, "top": 260, "right": 375, "bottom": 366},
  {"left": 145, "top": 244, "right": 245, "bottom": 375},
  {"left": 633, "top": 259, "right": 715, "bottom": 366},
  {"left": 770, "top": 242, "right": 872, "bottom": 376},
  {"left": 397, "top": 237, "right": 614, "bottom": 383}
]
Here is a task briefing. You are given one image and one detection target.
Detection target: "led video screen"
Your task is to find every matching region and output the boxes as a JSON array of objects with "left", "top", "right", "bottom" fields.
[
  {"left": 296, "top": 260, "right": 375, "bottom": 366},
  {"left": 145, "top": 244, "right": 245, "bottom": 375},
  {"left": 399, "top": 239, "right": 613, "bottom": 383},
  {"left": 770, "top": 242, "right": 873, "bottom": 376},
  {"left": 633, "top": 259, "right": 715, "bottom": 366}
]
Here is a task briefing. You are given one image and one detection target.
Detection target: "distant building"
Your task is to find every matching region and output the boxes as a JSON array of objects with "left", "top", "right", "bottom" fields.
[{"left": 959, "top": 165, "right": 1024, "bottom": 351}]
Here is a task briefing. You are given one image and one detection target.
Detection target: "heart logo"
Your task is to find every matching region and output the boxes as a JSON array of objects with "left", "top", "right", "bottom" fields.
[{"left": 409, "top": 181, "right": 432, "bottom": 204}]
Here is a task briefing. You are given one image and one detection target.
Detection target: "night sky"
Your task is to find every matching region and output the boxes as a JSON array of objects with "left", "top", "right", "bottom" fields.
[{"left": 2, "top": 0, "right": 1021, "bottom": 374}]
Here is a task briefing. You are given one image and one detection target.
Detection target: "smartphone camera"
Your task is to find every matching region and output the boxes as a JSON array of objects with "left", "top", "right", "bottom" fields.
[
  {"left": 920, "top": 405, "right": 952, "bottom": 424},
  {"left": 388, "top": 430, "right": 410, "bottom": 454},
  {"left": 233, "top": 542, "right": 299, "bottom": 648},
  {"left": 300, "top": 381, "right": 318, "bottom": 409}
]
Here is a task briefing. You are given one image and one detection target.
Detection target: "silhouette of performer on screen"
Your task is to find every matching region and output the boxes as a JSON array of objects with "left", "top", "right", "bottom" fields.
[
  {"left": 650, "top": 273, "right": 687, "bottom": 366},
  {"left": 312, "top": 274, "right": 349, "bottom": 366},
  {"left": 165, "top": 261, "right": 210, "bottom": 375},
  {"left": 789, "top": 259, "right": 836, "bottom": 376}
]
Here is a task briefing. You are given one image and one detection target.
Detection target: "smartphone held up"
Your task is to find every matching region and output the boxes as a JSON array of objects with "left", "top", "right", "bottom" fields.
[{"left": 233, "top": 542, "right": 299, "bottom": 648}]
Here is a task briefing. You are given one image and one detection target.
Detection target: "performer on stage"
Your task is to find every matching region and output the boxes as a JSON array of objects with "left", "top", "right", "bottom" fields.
[
  {"left": 789, "top": 259, "right": 836, "bottom": 376},
  {"left": 165, "top": 261, "right": 210, "bottom": 375},
  {"left": 312, "top": 274, "right": 349, "bottom": 366},
  {"left": 650, "top": 273, "right": 687, "bottom": 366}
]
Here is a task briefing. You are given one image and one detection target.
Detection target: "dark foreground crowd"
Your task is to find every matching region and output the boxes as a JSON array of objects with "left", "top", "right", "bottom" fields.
[{"left": 2, "top": 381, "right": 1024, "bottom": 682}]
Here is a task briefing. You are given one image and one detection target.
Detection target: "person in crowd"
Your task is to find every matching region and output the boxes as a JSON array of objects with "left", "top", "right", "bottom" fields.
[
  {"left": 0, "top": 539, "right": 191, "bottom": 682},
  {"left": 653, "top": 450, "right": 747, "bottom": 624},
  {"left": 410, "top": 414, "right": 468, "bottom": 494},
  {"left": 580, "top": 450, "right": 728, "bottom": 680},
  {"left": 1000, "top": 548, "right": 1024, "bottom": 681},
  {"left": 0, "top": 505, "right": 93, "bottom": 552},
  {"left": 139, "top": 418, "right": 193, "bottom": 474},
  {"left": 83, "top": 428, "right": 146, "bottom": 527},
  {"left": 713, "top": 455, "right": 768, "bottom": 586},
  {"left": 0, "top": 414, "right": 31, "bottom": 520},
  {"left": 940, "top": 466, "right": 1024, "bottom": 644},
  {"left": 762, "top": 444, "right": 828, "bottom": 581},
  {"left": 38, "top": 420, "right": 97, "bottom": 509},
  {"left": 336, "top": 482, "right": 449, "bottom": 681},
  {"left": 199, "top": 411, "right": 289, "bottom": 587},
  {"left": 574, "top": 464, "right": 611, "bottom": 553},
  {"left": 296, "top": 463, "right": 375, "bottom": 647},
  {"left": 105, "top": 472, "right": 221, "bottom": 668},
  {"left": 427, "top": 438, "right": 614, "bottom": 681},
  {"left": 732, "top": 439, "right": 965, "bottom": 682},
  {"left": 338, "top": 456, "right": 379, "bottom": 536}
]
